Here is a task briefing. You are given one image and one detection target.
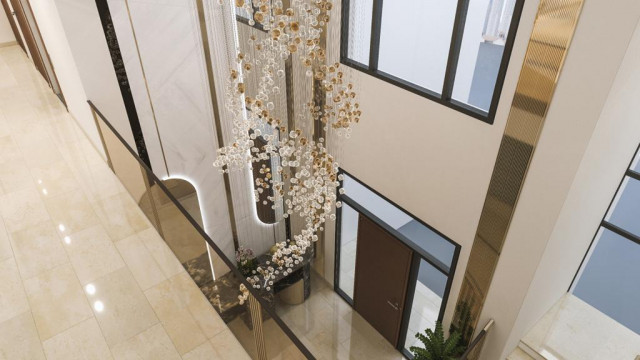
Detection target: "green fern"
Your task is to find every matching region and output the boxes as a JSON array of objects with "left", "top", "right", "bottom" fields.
[{"left": 409, "top": 321, "right": 465, "bottom": 360}]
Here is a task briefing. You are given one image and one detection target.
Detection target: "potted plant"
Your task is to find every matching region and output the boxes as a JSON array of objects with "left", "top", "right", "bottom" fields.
[
  {"left": 410, "top": 321, "right": 465, "bottom": 360},
  {"left": 236, "top": 246, "right": 257, "bottom": 278}
]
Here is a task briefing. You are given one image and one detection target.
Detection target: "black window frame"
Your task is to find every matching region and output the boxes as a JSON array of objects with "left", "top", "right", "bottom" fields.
[
  {"left": 571, "top": 144, "right": 640, "bottom": 290},
  {"left": 333, "top": 168, "right": 461, "bottom": 357},
  {"left": 340, "top": 0, "right": 526, "bottom": 124}
]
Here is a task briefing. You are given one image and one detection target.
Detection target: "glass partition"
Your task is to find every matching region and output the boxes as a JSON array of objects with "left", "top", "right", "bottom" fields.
[
  {"left": 90, "top": 102, "right": 313, "bottom": 359},
  {"left": 403, "top": 259, "right": 447, "bottom": 353}
]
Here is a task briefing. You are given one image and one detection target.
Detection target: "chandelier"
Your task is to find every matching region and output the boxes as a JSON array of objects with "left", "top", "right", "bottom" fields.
[{"left": 213, "top": 0, "right": 361, "bottom": 298}]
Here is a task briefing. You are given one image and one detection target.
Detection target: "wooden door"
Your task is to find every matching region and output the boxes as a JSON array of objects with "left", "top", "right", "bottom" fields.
[
  {"left": 0, "top": 0, "right": 25, "bottom": 51},
  {"left": 353, "top": 214, "right": 412, "bottom": 346},
  {"left": 9, "top": 0, "right": 48, "bottom": 80}
]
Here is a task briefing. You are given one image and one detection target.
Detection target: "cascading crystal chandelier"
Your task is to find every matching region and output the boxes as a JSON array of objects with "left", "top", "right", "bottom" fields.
[{"left": 213, "top": 0, "right": 361, "bottom": 298}]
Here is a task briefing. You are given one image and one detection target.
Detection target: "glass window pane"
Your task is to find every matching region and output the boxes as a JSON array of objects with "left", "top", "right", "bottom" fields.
[
  {"left": 605, "top": 177, "right": 640, "bottom": 237},
  {"left": 346, "top": 0, "right": 373, "bottom": 66},
  {"left": 338, "top": 203, "right": 359, "bottom": 299},
  {"left": 631, "top": 151, "right": 640, "bottom": 173},
  {"left": 404, "top": 259, "right": 446, "bottom": 351},
  {"left": 452, "top": 0, "right": 518, "bottom": 111},
  {"left": 342, "top": 174, "right": 455, "bottom": 267},
  {"left": 378, "top": 0, "right": 458, "bottom": 93},
  {"left": 573, "top": 228, "right": 640, "bottom": 335}
]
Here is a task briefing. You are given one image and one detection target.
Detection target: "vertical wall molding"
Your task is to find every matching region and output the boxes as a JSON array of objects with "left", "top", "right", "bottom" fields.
[{"left": 452, "top": 0, "right": 585, "bottom": 350}]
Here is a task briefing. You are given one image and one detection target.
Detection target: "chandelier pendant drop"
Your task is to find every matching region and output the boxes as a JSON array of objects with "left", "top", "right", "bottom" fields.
[{"left": 213, "top": 0, "right": 361, "bottom": 300}]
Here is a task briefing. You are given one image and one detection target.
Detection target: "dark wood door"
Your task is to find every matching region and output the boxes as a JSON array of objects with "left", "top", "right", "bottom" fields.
[
  {"left": 8, "top": 0, "right": 48, "bottom": 80},
  {"left": 353, "top": 214, "right": 412, "bottom": 346},
  {"left": 0, "top": 0, "right": 25, "bottom": 51}
]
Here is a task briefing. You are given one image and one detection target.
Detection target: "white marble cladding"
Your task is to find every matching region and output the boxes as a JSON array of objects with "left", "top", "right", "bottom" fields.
[
  {"left": 108, "top": 0, "right": 286, "bottom": 263},
  {"left": 106, "top": 0, "right": 168, "bottom": 178},
  {"left": 54, "top": 0, "right": 136, "bottom": 148}
]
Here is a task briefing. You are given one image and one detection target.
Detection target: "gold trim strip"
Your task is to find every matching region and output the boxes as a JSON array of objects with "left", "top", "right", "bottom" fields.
[{"left": 453, "top": 0, "right": 585, "bottom": 351}]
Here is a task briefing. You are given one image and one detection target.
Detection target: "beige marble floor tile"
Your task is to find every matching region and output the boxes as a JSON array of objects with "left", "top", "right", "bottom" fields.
[
  {"left": 42, "top": 317, "right": 113, "bottom": 360},
  {"left": 74, "top": 163, "right": 126, "bottom": 202},
  {"left": 0, "top": 311, "right": 46, "bottom": 360},
  {"left": 137, "top": 228, "right": 185, "bottom": 278},
  {"left": 85, "top": 267, "right": 159, "bottom": 347},
  {"left": 115, "top": 233, "right": 166, "bottom": 290},
  {"left": 144, "top": 277, "right": 207, "bottom": 355},
  {"left": 18, "top": 136, "right": 63, "bottom": 168},
  {"left": 9, "top": 220, "right": 69, "bottom": 279},
  {"left": 0, "top": 135, "right": 22, "bottom": 162},
  {"left": 60, "top": 139, "right": 107, "bottom": 173},
  {"left": 47, "top": 115, "right": 87, "bottom": 146},
  {"left": 10, "top": 119, "right": 51, "bottom": 146},
  {"left": 181, "top": 341, "right": 221, "bottom": 360},
  {"left": 0, "top": 258, "right": 30, "bottom": 323},
  {"left": 109, "top": 323, "right": 181, "bottom": 360},
  {"left": 92, "top": 192, "right": 149, "bottom": 241},
  {"left": 0, "top": 217, "right": 12, "bottom": 262},
  {"left": 64, "top": 225, "right": 126, "bottom": 285},
  {"left": 30, "top": 161, "right": 81, "bottom": 198},
  {"left": 44, "top": 191, "right": 101, "bottom": 237},
  {"left": 0, "top": 157, "right": 33, "bottom": 194},
  {"left": 0, "top": 113, "right": 10, "bottom": 138},
  {"left": 23, "top": 263, "right": 93, "bottom": 340},
  {"left": 208, "top": 329, "right": 251, "bottom": 360},
  {"left": 168, "top": 272, "right": 227, "bottom": 339},
  {"left": 0, "top": 187, "right": 50, "bottom": 233}
]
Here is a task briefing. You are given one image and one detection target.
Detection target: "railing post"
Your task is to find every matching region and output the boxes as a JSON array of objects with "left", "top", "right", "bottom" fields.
[{"left": 248, "top": 293, "right": 268, "bottom": 360}]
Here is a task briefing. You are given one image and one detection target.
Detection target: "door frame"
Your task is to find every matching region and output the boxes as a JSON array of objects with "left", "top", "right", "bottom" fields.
[
  {"left": 0, "top": 0, "right": 25, "bottom": 51},
  {"left": 333, "top": 168, "right": 461, "bottom": 356},
  {"left": 11, "top": 0, "right": 66, "bottom": 106}
]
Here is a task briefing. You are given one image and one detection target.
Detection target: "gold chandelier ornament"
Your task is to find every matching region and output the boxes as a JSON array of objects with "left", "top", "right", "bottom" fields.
[{"left": 213, "top": 0, "right": 361, "bottom": 298}]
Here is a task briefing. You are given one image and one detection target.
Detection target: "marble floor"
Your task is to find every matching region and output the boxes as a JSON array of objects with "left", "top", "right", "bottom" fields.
[
  {"left": 276, "top": 273, "right": 407, "bottom": 360},
  {"left": 520, "top": 294, "right": 640, "bottom": 359},
  {"left": 0, "top": 45, "right": 249, "bottom": 360}
]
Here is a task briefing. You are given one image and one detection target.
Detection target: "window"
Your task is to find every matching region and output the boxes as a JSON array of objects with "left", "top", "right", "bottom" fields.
[
  {"left": 571, "top": 145, "right": 640, "bottom": 335},
  {"left": 341, "top": 0, "right": 525, "bottom": 123}
]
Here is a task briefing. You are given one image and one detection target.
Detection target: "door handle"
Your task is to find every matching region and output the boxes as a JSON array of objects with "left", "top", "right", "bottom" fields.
[{"left": 387, "top": 300, "right": 400, "bottom": 311}]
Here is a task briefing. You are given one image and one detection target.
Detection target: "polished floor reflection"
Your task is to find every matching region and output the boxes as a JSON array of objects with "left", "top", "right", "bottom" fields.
[
  {"left": 0, "top": 45, "right": 248, "bottom": 359},
  {"left": 519, "top": 294, "right": 640, "bottom": 360},
  {"left": 276, "top": 273, "right": 406, "bottom": 360}
]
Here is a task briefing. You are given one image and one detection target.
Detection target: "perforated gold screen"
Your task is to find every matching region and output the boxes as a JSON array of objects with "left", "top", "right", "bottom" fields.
[{"left": 453, "top": 0, "right": 585, "bottom": 351}]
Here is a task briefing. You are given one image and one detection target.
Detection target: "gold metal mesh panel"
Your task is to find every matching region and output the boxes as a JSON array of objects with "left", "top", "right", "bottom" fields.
[{"left": 453, "top": 0, "right": 585, "bottom": 354}]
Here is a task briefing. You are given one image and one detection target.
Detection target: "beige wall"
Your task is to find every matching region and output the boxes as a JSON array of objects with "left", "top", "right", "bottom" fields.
[
  {"left": 27, "top": 0, "right": 103, "bottom": 155},
  {"left": 497, "top": 18, "right": 640, "bottom": 359},
  {"left": 323, "top": 0, "right": 541, "bottom": 329},
  {"left": 0, "top": 4, "right": 15, "bottom": 44},
  {"left": 477, "top": 1, "right": 640, "bottom": 359},
  {"left": 53, "top": 0, "right": 135, "bottom": 149}
]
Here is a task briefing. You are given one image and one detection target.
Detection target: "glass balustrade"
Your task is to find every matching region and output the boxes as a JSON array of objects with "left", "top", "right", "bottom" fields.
[{"left": 90, "top": 101, "right": 311, "bottom": 360}]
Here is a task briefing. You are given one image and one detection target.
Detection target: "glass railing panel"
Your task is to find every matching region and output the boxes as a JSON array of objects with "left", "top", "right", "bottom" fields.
[{"left": 89, "top": 101, "right": 313, "bottom": 359}]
